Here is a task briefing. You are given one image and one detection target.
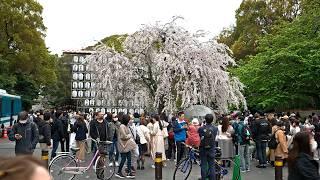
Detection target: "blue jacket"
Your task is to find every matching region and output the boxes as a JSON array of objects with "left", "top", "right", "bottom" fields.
[
  {"left": 73, "top": 121, "right": 88, "bottom": 141},
  {"left": 172, "top": 120, "right": 187, "bottom": 142}
]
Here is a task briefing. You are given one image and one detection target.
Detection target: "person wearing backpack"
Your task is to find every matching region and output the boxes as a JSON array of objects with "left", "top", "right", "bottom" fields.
[
  {"left": 9, "top": 111, "right": 39, "bottom": 156},
  {"left": 38, "top": 112, "right": 52, "bottom": 151},
  {"left": 198, "top": 114, "right": 218, "bottom": 180},
  {"left": 238, "top": 117, "right": 251, "bottom": 172}
]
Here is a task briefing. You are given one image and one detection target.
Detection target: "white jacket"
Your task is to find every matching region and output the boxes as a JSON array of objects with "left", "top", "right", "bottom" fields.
[{"left": 137, "top": 125, "right": 150, "bottom": 145}]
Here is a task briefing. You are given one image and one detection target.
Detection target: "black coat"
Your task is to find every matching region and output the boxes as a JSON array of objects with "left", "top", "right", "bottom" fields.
[
  {"left": 51, "top": 118, "right": 64, "bottom": 141},
  {"left": 38, "top": 120, "right": 51, "bottom": 146},
  {"left": 288, "top": 153, "right": 320, "bottom": 180},
  {"left": 9, "top": 121, "right": 39, "bottom": 155},
  {"left": 73, "top": 121, "right": 88, "bottom": 141}
]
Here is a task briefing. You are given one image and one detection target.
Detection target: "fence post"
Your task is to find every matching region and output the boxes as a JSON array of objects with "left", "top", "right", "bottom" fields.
[
  {"left": 275, "top": 156, "right": 283, "bottom": 180},
  {"left": 155, "top": 152, "right": 162, "bottom": 180}
]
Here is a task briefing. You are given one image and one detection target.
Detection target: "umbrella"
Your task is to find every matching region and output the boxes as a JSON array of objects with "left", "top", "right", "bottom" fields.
[{"left": 184, "top": 105, "right": 215, "bottom": 123}]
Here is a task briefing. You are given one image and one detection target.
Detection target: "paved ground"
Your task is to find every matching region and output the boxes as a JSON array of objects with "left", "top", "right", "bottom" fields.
[{"left": 0, "top": 138, "right": 288, "bottom": 180}]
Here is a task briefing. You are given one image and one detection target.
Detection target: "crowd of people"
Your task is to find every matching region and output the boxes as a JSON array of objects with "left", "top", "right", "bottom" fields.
[{"left": 4, "top": 108, "right": 320, "bottom": 180}]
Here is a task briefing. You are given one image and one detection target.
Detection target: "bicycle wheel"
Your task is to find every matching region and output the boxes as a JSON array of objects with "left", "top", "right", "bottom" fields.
[
  {"left": 173, "top": 158, "right": 192, "bottom": 180},
  {"left": 94, "top": 155, "right": 116, "bottom": 180},
  {"left": 49, "top": 154, "right": 78, "bottom": 180}
]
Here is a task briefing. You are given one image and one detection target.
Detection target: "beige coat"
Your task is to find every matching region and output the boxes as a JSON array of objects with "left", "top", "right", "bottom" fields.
[
  {"left": 150, "top": 121, "right": 166, "bottom": 160},
  {"left": 275, "top": 129, "right": 288, "bottom": 159},
  {"left": 269, "top": 125, "right": 277, "bottom": 161},
  {"left": 118, "top": 124, "right": 137, "bottom": 153}
]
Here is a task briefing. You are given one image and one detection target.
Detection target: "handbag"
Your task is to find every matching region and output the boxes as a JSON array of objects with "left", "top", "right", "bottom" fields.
[{"left": 161, "top": 121, "right": 169, "bottom": 138}]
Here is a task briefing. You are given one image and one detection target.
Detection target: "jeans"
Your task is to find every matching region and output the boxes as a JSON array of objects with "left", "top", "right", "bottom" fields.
[
  {"left": 51, "top": 138, "right": 60, "bottom": 159},
  {"left": 200, "top": 148, "right": 215, "bottom": 180},
  {"left": 109, "top": 139, "right": 119, "bottom": 162},
  {"left": 256, "top": 141, "right": 267, "bottom": 165},
  {"left": 176, "top": 141, "right": 185, "bottom": 164},
  {"left": 239, "top": 144, "right": 250, "bottom": 170},
  {"left": 118, "top": 151, "right": 131, "bottom": 173}
]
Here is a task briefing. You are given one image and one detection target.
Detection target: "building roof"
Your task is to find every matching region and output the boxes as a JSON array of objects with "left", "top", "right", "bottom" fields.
[{"left": 62, "top": 50, "right": 95, "bottom": 55}]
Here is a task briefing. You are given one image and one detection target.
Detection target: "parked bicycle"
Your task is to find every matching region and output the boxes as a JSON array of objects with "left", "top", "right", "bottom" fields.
[
  {"left": 49, "top": 138, "right": 115, "bottom": 180},
  {"left": 173, "top": 143, "right": 240, "bottom": 180}
]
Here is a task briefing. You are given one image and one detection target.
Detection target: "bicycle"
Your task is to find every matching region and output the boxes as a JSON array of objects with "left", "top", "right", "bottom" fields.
[
  {"left": 173, "top": 143, "right": 240, "bottom": 180},
  {"left": 49, "top": 138, "right": 115, "bottom": 180}
]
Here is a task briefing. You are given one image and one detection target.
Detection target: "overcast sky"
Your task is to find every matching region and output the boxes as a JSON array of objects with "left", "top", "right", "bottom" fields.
[{"left": 37, "top": 0, "right": 242, "bottom": 55}]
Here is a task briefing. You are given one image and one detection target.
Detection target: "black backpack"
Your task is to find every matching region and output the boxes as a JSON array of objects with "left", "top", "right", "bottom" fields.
[
  {"left": 268, "top": 130, "right": 279, "bottom": 149},
  {"left": 201, "top": 126, "right": 215, "bottom": 149},
  {"left": 129, "top": 127, "right": 140, "bottom": 144},
  {"left": 241, "top": 125, "right": 251, "bottom": 143}
]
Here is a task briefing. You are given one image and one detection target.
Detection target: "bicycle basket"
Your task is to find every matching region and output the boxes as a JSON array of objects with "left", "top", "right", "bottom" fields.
[{"left": 98, "top": 142, "right": 109, "bottom": 155}]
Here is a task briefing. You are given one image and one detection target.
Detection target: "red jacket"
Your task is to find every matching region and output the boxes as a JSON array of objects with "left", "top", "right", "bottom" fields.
[{"left": 186, "top": 125, "right": 200, "bottom": 147}]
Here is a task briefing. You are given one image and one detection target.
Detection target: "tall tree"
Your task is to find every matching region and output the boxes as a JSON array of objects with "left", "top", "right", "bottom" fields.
[
  {"left": 88, "top": 18, "right": 246, "bottom": 113},
  {"left": 235, "top": 0, "right": 320, "bottom": 111},
  {"left": 0, "top": 0, "right": 57, "bottom": 109},
  {"left": 217, "top": 0, "right": 301, "bottom": 61}
]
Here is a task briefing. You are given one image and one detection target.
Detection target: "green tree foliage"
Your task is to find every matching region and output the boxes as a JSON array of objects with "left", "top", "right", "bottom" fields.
[
  {"left": 0, "top": 0, "right": 57, "bottom": 110},
  {"left": 218, "top": 0, "right": 301, "bottom": 61},
  {"left": 86, "top": 34, "right": 127, "bottom": 52},
  {"left": 235, "top": 0, "right": 320, "bottom": 111}
]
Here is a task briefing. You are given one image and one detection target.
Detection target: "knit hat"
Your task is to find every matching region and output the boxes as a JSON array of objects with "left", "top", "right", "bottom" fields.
[{"left": 192, "top": 118, "right": 199, "bottom": 125}]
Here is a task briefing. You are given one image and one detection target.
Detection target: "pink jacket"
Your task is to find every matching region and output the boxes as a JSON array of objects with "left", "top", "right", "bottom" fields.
[{"left": 186, "top": 125, "right": 200, "bottom": 147}]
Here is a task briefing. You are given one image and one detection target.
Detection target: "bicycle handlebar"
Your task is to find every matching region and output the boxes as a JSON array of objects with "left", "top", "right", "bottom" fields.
[{"left": 87, "top": 138, "right": 113, "bottom": 145}]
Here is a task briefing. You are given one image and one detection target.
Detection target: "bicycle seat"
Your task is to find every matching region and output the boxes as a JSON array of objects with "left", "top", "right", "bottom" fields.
[{"left": 71, "top": 147, "right": 80, "bottom": 152}]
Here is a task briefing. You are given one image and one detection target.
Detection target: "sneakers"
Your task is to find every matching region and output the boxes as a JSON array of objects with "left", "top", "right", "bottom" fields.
[
  {"left": 126, "top": 172, "right": 135, "bottom": 179},
  {"left": 246, "top": 169, "right": 251, "bottom": 172},
  {"left": 115, "top": 172, "right": 125, "bottom": 179},
  {"left": 115, "top": 162, "right": 119, "bottom": 167},
  {"left": 151, "top": 164, "right": 155, "bottom": 169},
  {"left": 109, "top": 162, "right": 114, "bottom": 167}
]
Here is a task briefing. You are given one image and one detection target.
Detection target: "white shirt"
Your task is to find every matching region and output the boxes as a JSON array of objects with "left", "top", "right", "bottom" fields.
[{"left": 137, "top": 125, "right": 150, "bottom": 144}]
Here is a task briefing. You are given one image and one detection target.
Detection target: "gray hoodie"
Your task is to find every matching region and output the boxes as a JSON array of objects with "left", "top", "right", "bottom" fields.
[{"left": 9, "top": 120, "right": 39, "bottom": 155}]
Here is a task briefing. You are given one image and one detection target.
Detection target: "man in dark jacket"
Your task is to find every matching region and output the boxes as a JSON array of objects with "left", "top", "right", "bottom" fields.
[
  {"left": 60, "top": 111, "right": 70, "bottom": 152},
  {"left": 38, "top": 112, "right": 52, "bottom": 150},
  {"left": 253, "top": 111, "right": 271, "bottom": 168},
  {"left": 51, "top": 110, "right": 65, "bottom": 159},
  {"left": 90, "top": 111, "right": 111, "bottom": 153},
  {"left": 198, "top": 114, "right": 218, "bottom": 180},
  {"left": 9, "top": 111, "right": 39, "bottom": 155}
]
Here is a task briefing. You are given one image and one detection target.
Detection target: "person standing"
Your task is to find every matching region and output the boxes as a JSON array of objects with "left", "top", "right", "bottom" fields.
[
  {"left": 89, "top": 111, "right": 111, "bottom": 153},
  {"left": 186, "top": 118, "right": 201, "bottom": 148},
  {"left": 136, "top": 118, "right": 150, "bottom": 170},
  {"left": 238, "top": 117, "right": 251, "bottom": 172},
  {"left": 72, "top": 115, "right": 88, "bottom": 162},
  {"left": 274, "top": 121, "right": 288, "bottom": 165},
  {"left": 253, "top": 111, "right": 271, "bottom": 168},
  {"left": 60, "top": 111, "right": 70, "bottom": 152},
  {"left": 9, "top": 111, "right": 39, "bottom": 155},
  {"left": 150, "top": 115, "right": 166, "bottom": 168},
  {"left": 288, "top": 131, "right": 320, "bottom": 180},
  {"left": 198, "top": 114, "right": 218, "bottom": 180},
  {"left": 116, "top": 114, "right": 136, "bottom": 179},
  {"left": 38, "top": 112, "right": 52, "bottom": 151},
  {"left": 50, "top": 110, "right": 65, "bottom": 159},
  {"left": 166, "top": 117, "right": 176, "bottom": 161},
  {"left": 173, "top": 112, "right": 188, "bottom": 164},
  {"left": 108, "top": 114, "right": 121, "bottom": 166}
]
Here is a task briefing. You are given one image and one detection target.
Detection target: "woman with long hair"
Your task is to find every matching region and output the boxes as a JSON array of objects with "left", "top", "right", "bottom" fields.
[
  {"left": 72, "top": 115, "right": 88, "bottom": 162},
  {"left": 287, "top": 131, "right": 320, "bottom": 180},
  {"left": 116, "top": 114, "right": 136, "bottom": 179},
  {"left": 217, "top": 117, "right": 234, "bottom": 166},
  {"left": 150, "top": 114, "right": 167, "bottom": 168}
]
